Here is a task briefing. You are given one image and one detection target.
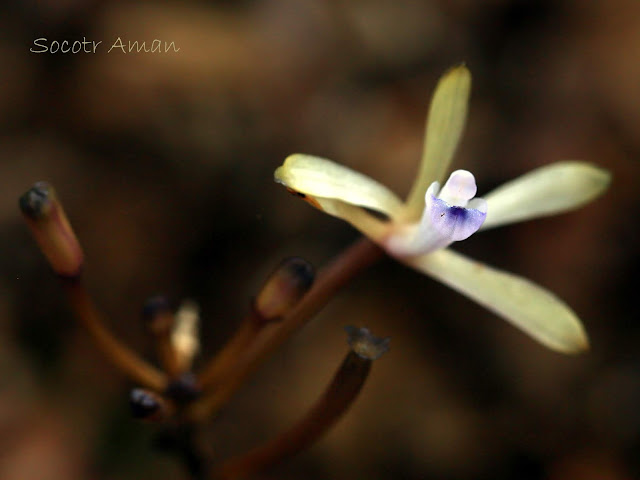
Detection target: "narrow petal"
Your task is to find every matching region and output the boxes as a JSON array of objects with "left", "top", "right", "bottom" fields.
[
  {"left": 275, "top": 154, "right": 404, "bottom": 218},
  {"left": 481, "top": 161, "right": 611, "bottom": 230},
  {"left": 313, "top": 198, "right": 391, "bottom": 243},
  {"left": 405, "top": 249, "right": 589, "bottom": 354},
  {"left": 405, "top": 65, "right": 472, "bottom": 219}
]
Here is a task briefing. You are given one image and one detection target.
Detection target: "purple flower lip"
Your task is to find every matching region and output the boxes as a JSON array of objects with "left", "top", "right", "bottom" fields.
[{"left": 428, "top": 196, "right": 488, "bottom": 242}]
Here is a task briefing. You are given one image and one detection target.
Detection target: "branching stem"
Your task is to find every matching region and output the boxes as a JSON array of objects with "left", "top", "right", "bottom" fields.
[
  {"left": 189, "top": 237, "right": 383, "bottom": 421},
  {"left": 62, "top": 278, "right": 168, "bottom": 391}
]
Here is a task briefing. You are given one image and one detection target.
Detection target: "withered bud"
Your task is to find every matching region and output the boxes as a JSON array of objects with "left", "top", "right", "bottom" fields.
[
  {"left": 142, "top": 295, "right": 174, "bottom": 335},
  {"left": 19, "top": 182, "right": 84, "bottom": 277},
  {"left": 164, "top": 372, "right": 202, "bottom": 405},
  {"left": 344, "top": 326, "right": 390, "bottom": 360},
  {"left": 129, "top": 388, "right": 172, "bottom": 422},
  {"left": 254, "top": 257, "right": 314, "bottom": 321}
]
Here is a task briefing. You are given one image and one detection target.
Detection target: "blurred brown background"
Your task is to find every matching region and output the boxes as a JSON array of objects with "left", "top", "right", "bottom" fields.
[{"left": 1, "top": 0, "right": 639, "bottom": 479}]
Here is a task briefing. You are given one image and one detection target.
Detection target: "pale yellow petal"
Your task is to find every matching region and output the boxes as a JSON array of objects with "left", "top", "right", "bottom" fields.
[
  {"left": 405, "top": 65, "right": 472, "bottom": 219},
  {"left": 482, "top": 161, "right": 611, "bottom": 230},
  {"left": 405, "top": 249, "right": 589, "bottom": 354},
  {"left": 275, "top": 154, "right": 404, "bottom": 218},
  {"left": 314, "top": 198, "right": 391, "bottom": 243}
]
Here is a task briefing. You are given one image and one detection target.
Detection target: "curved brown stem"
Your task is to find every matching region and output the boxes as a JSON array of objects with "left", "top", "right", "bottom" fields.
[
  {"left": 62, "top": 278, "right": 168, "bottom": 391},
  {"left": 197, "top": 311, "right": 262, "bottom": 390},
  {"left": 211, "top": 351, "right": 372, "bottom": 480},
  {"left": 20, "top": 182, "right": 168, "bottom": 391}
]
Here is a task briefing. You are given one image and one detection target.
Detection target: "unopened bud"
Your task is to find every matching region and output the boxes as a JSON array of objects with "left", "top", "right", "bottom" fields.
[
  {"left": 344, "top": 326, "right": 390, "bottom": 360},
  {"left": 129, "top": 388, "right": 172, "bottom": 421},
  {"left": 171, "top": 300, "right": 200, "bottom": 372},
  {"left": 19, "top": 182, "right": 84, "bottom": 277},
  {"left": 254, "top": 257, "right": 314, "bottom": 321}
]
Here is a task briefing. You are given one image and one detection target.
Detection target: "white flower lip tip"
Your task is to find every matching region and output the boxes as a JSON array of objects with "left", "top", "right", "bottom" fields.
[
  {"left": 344, "top": 326, "right": 390, "bottom": 360},
  {"left": 439, "top": 169, "right": 478, "bottom": 205}
]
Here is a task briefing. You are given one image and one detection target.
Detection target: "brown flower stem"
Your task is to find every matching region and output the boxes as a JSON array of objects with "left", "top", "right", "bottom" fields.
[
  {"left": 197, "top": 311, "right": 263, "bottom": 390},
  {"left": 188, "top": 237, "right": 383, "bottom": 421},
  {"left": 199, "top": 257, "right": 315, "bottom": 391},
  {"left": 157, "top": 330, "right": 182, "bottom": 379},
  {"left": 211, "top": 351, "right": 372, "bottom": 480},
  {"left": 154, "top": 422, "right": 211, "bottom": 480},
  {"left": 62, "top": 278, "right": 168, "bottom": 391}
]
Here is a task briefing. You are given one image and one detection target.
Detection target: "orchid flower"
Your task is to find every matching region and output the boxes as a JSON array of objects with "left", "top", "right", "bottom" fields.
[{"left": 274, "top": 65, "right": 610, "bottom": 354}]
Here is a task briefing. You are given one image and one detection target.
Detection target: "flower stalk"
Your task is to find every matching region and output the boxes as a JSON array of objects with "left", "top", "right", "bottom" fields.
[
  {"left": 61, "top": 278, "right": 169, "bottom": 391},
  {"left": 211, "top": 327, "right": 389, "bottom": 480}
]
